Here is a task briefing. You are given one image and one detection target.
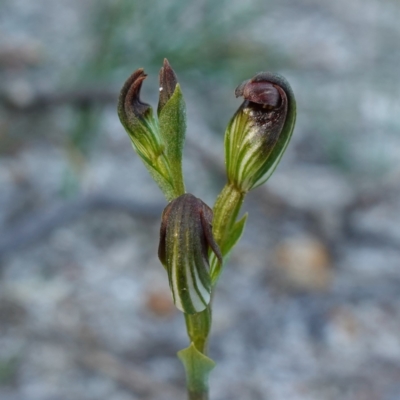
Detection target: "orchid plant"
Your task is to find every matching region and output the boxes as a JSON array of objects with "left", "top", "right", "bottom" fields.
[{"left": 118, "top": 59, "right": 296, "bottom": 400}]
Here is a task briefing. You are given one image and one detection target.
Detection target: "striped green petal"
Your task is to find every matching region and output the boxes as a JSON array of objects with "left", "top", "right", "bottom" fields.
[
  {"left": 158, "top": 194, "right": 222, "bottom": 314},
  {"left": 225, "top": 72, "right": 296, "bottom": 192}
]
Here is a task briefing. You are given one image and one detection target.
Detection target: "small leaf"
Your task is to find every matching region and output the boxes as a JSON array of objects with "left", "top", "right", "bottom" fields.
[
  {"left": 210, "top": 213, "right": 248, "bottom": 284},
  {"left": 222, "top": 212, "right": 248, "bottom": 256},
  {"left": 177, "top": 343, "right": 216, "bottom": 396}
]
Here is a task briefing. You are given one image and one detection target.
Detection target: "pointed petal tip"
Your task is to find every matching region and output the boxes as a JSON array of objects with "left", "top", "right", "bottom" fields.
[
  {"left": 163, "top": 58, "right": 171, "bottom": 68},
  {"left": 235, "top": 80, "right": 248, "bottom": 98},
  {"left": 117, "top": 67, "right": 153, "bottom": 130},
  {"left": 158, "top": 58, "right": 179, "bottom": 114}
]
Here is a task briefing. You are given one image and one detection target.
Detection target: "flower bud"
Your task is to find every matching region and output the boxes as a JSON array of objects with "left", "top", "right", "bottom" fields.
[
  {"left": 225, "top": 72, "right": 296, "bottom": 192},
  {"left": 118, "top": 61, "right": 186, "bottom": 201},
  {"left": 158, "top": 194, "right": 222, "bottom": 314},
  {"left": 118, "top": 68, "right": 163, "bottom": 161}
]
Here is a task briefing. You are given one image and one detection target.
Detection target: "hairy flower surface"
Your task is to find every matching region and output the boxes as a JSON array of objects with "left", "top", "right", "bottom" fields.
[{"left": 158, "top": 194, "right": 222, "bottom": 314}]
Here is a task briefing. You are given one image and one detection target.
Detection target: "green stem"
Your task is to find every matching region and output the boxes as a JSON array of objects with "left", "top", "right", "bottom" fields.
[
  {"left": 181, "top": 184, "right": 246, "bottom": 400},
  {"left": 183, "top": 184, "right": 246, "bottom": 353},
  {"left": 211, "top": 183, "right": 246, "bottom": 282},
  {"left": 188, "top": 390, "right": 209, "bottom": 400},
  {"left": 178, "top": 341, "right": 215, "bottom": 400},
  {"left": 184, "top": 305, "right": 212, "bottom": 354},
  {"left": 213, "top": 183, "right": 245, "bottom": 244},
  {"left": 182, "top": 305, "right": 213, "bottom": 400}
]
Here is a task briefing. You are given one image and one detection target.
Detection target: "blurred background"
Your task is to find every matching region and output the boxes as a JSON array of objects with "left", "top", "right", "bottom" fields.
[{"left": 1, "top": 0, "right": 400, "bottom": 399}]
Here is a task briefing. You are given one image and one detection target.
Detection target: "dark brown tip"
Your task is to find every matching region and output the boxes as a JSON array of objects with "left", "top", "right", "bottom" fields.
[
  {"left": 158, "top": 58, "right": 178, "bottom": 115},
  {"left": 118, "top": 68, "right": 151, "bottom": 125},
  {"left": 235, "top": 77, "right": 281, "bottom": 108}
]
